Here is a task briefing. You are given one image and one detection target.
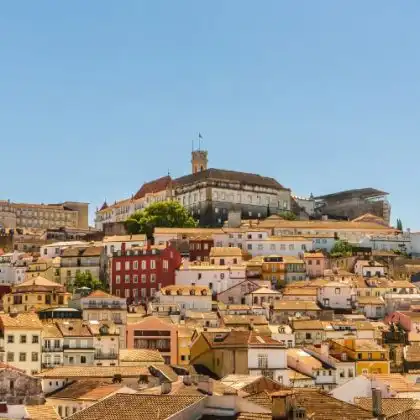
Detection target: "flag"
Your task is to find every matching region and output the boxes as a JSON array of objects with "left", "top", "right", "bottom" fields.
[{"left": 198, "top": 132, "right": 203, "bottom": 139}]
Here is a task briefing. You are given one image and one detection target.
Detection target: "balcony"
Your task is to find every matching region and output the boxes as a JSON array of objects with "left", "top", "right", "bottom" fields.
[
  {"left": 42, "top": 362, "right": 63, "bottom": 369},
  {"left": 42, "top": 346, "right": 63, "bottom": 352},
  {"left": 94, "top": 353, "right": 118, "bottom": 360},
  {"left": 63, "top": 345, "right": 95, "bottom": 351}
]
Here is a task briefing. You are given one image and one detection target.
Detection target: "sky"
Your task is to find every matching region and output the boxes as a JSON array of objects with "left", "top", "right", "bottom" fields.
[{"left": 0, "top": 1, "right": 419, "bottom": 228}]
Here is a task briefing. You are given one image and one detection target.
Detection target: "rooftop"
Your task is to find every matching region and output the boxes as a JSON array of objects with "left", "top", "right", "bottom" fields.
[
  {"left": 119, "top": 349, "right": 164, "bottom": 364},
  {"left": 0, "top": 312, "right": 43, "bottom": 330},
  {"left": 24, "top": 403, "right": 60, "bottom": 420},
  {"left": 315, "top": 187, "right": 388, "bottom": 200},
  {"left": 209, "top": 247, "right": 242, "bottom": 257},
  {"left": 47, "top": 380, "right": 123, "bottom": 401},
  {"left": 36, "top": 366, "right": 150, "bottom": 379},
  {"left": 272, "top": 300, "right": 321, "bottom": 311},
  {"left": 354, "top": 397, "right": 417, "bottom": 417},
  {"left": 65, "top": 393, "right": 205, "bottom": 420},
  {"left": 103, "top": 234, "right": 147, "bottom": 243}
]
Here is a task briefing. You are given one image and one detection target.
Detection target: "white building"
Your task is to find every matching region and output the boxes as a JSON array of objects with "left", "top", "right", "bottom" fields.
[
  {"left": 175, "top": 262, "right": 246, "bottom": 294},
  {"left": 157, "top": 285, "right": 212, "bottom": 315},
  {"left": 0, "top": 313, "right": 43, "bottom": 375},
  {"left": 0, "top": 252, "right": 29, "bottom": 285},
  {"left": 41, "top": 323, "right": 64, "bottom": 370},
  {"left": 244, "top": 287, "right": 281, "bottom": 306},
  {"left": 317, "top": 280, "right": 356, "bottom": 310},
  {"left": 359, "top": 233, "right": 412, "bottom": 253},
  {"left": 247, "top": 334, "right": 288, "bottom": 385},
  {"left": 88, "top": 321, "right": 119, "bottom": 366},
  {"left": 268, "top": 324, "right": 295, "bottom": 348},
  {"left": 354, "top": 260, "right": 386, "bottom": 278},
  {"left": 246, "top": 236, "right": 313, "bottom": 257},
  {"left": 40, "top": 241, "right": 88, "bottom": 259},
  {"left": 102, "top": 234, "right": 147, "bottom": 257}
]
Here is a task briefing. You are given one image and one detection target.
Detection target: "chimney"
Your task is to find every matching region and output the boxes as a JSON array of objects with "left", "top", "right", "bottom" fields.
[
  {"left": 197, "top": 375, "right": 213, "bottom": 395},
  {"left": 372, "top": 388, "right": 384, "bottom": 419},
  {"left": 161, "top": 381, "right": 172, "bottom": 394},
  {"left": 272, "top": 391, "right": 293, "bottom": 419}
]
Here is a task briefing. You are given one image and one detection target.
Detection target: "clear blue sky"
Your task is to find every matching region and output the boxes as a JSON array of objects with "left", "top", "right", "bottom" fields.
[{"left": 1, "top": 1, "right": 418, "bottom": 228}]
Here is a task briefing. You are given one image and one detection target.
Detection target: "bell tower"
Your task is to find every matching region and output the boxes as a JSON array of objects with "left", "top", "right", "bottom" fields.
[{"left": 191, "top": 149, "right": 208, "bottom": 174}]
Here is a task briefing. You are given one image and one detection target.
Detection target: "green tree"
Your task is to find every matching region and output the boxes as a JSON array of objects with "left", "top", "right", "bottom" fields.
[
  {"left": 278, "top": 210, "right": 297, "bottom": 221},
  {"left": 124, "top": 200, "right": 197, "bottom": 238},
  {"left": 330, "top": 240, "right": 353, "bottom": 257},
  {"left": 73, "top": 271, "right": 104, "bottom": 291},
  {"left": 396, "top": 218, "right": 403, "bottom": 231}
]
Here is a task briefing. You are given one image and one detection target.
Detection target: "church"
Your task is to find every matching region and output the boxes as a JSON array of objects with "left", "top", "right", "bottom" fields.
[{"left": 95, "top": 148, "right": 291, "bottom": 229}]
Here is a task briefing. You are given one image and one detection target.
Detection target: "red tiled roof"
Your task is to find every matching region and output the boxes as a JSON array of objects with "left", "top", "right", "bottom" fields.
[{"left": 134, "top": 176, "right": 171, "bottom": 200}]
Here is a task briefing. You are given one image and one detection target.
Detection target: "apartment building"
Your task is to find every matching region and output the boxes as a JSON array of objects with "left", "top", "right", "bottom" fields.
[
  {"left": 0, "top": 313, "right": 43, "bottom": 375},
  {"left": 0, "top": 200, "right": 88, "bottom": 230}
]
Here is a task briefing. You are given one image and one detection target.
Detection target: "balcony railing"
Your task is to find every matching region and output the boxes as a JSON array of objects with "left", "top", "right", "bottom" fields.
[
  {"left": 42, "top": 346, "right": 63, "bottom": 352},
  {"left": 63, "top": 345, "right": 95, "bottom": 350},
  {"left": 94, "top": 353, "right": 118, "bottom": 360}
]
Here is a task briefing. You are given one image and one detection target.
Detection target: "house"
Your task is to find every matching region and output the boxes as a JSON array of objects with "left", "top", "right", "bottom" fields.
[
  {"left": 384, "top": 293, "right": 420, "bottom": 314},
  {"left": 221, "top": 315, "right": 268, "bottom": 330},
  {"left": 258, "top": 255, "right": 285, "bottom": 286},
  {"left": 126, "top": 316, "right": 178, "bottom": 364},
  {"left": 281, "top": 286, "right": 318, "bottom": 302},
  {"left": 79, "top": 290, "right": 127, "bottom": 349},
  {"left": 386, "top": 311, "right": 420, "bottom": 332},
  {"left": 42, "top": 322, "right": 64, "bottom": 369},
  {"left": 56, "top": 320, "right": 95, "bottom": 366},
  {"left": 244, "top": 287, "right": 281, "bottom": 306},
  {"left": 330, "top": 373, "right": 420, "bottom": 404},
  {"left": 87, "top": 321, "right": 119, "bottom": 366},
  {"left": 188, "top": 236, "right": 214, "bottom": 261},
  {"left": 216, "top": 279, "right": 262, "bottom": 305},
  {"left": 356, "top": 296, "right": 386, "bottom": 319},
  {"left": 270, "top": 300, "right": 321, "bottom": 324},
  {"left": 0, "top": 363, "right": 44, "bottom": 405},
  {"left": 46, "top": 381, "right": 135, "bottom": 419},
  {"left": 268, "top": 324, "right": 295, "bottom": 348},
  {"left": 246, "top": 236, "right": 313, "bottom": 258},
  {"left": 209, "top": 247, "right": 243, "bottom": 266},
  {"left": 177, "top": 327, "right": 194, "bottom": 365},
  {"left": 184, "top": 310, "right": 219, "bottom": 328},
  {"left": 354, "top": 260, "right": 386, "bottom": 278},
  {"left": 329, "top": 337, "right": 390, "bottom": 375},
  {"left": 0, "top": 313, "right": 43, "bottom": 374},
  {"left": 304, "top": 252, "right": 327, "bottom": 278},
  {"left": 190, "top": 330, "right": 287, "bottom": 383},
  {"left": 110, "top": 245, "right": 182, "bottom": 301},
  {"left": 25, "top": 258, "right": 55, "bottom": 282},
  {"left": 317, "top": 280, "right": 356, "bottom": 310},
  {"left": 283, "top": 256, "right": 307, "bottom": 285},
  {"left": 157, "top": 285, "right": 212, "bottom": 315},
  {"left": 2, "top": 276, "right": 70, "bottom": 313},
  {"left": 291, "top": 320, "right": 326, "bottom": 347},
  {"left": 175, "top": 260, "right": 246, "bottom": 294},
  {"left": 60, "top": 246, "right": 105, "bottom": 287},
  {"left": 102, "top": 234, "right": 147, "bottom": 257},
  {"left": 40, "top": 241, "right": 88, "bottom": 259}
]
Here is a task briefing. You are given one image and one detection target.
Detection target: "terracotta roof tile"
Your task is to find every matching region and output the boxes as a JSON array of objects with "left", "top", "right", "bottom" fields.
[
  {"left": 66, "top": 393, "right": 205, "bottom": 420},
  {"left": 47, "top": 380, "right": 123, "bottom": 401},
  {"left": 24, "top": 403, "right": 60, "bottom": 420},
  {"left": 0, "top": 313, "right": 43, "bottom": 329},
  {"left": 119, "top": 349, "right": 164, "bottom": 363},
  {"left": 36, "top": 366, "right": 150, "bottom": 379},
  {"left": 134, "top": 176, "right": 172, "bottom": 200},
  {"left": 209, "top": 247, "right": 242, "bottom": 257},
  {"left": 56, "top": 320, "right": 93, "bottom": 337},
  {"left": 354, "top": 397, "right": 416, "bottom": 417}
]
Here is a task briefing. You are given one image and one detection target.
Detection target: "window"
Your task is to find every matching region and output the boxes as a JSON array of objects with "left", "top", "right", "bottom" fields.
[
  {"left": 31, "top": 352, "right": 38, "bottom": 362},
  {"left": 125, "top": 275, "right": 130, "bottom": 283},
  {"left": 19, "top": 353, "right": 26, "bottom": 362},
  {"left": 348, "top": 369, "right": 354, "bottom": 377},
  {"left": 116, "top": 262, "right": 121, "bottom": 271},
  {"left": 151, "top": 260, "right": 156, "bottom": 269},
  {"left": 150, "top": 274, "right": 156, "bottom": 283},
  {"left": 380, "top": 353, "right": 385, "bottom": 360},
  {"left": 115, "top": 290, "right": 120, "bottom": 297},
  {"left": 141, "top": 261, "right": 146, "bottom": 269},
  {"left": 7, "top": 335, "right": 14, "bottom": 344},
  {"left": 220, "top": 273, "right": 225, "bottom": 280},
  {"left": 125, "top": 261, "right": 130, "bottom": 270},
  {"left": 335, "top": 288, "right": 340, "bottom": 295},
  {"left": 151, "top": 288, "right": 156, "bottom": 296},
  {"left": 257, "top": 244, "right": 263, "bottom": 250},
  {"left": 20, "top": 335, "right": 27, "bottom": 344},
  {"left": 81, "top": 356, "right": 87, "bottom": 364},
  {"left": 305, "top": 333, "right": 311, "bottom": 339},
  {"left": 125, "top": 289, "right": 130, "bottom": 298},
  {"left": 280, "top": 244, "right": 286, "bottom": 251},
  {"left": 308, "top": 260, "right": 312, "bottom": 265},
  {"left": 289, "top": 244, "right": 294, "bottom": 251},
  {"left": 115, "top": 275, "right": 121, "bottom": 284},
  {"left": 215, "top": 207, "right": 219, "bottom": 213},
  {"left": 32, "top": 335, "right": 39, "bottom": 344},
  {"left": 133, "top": 275, "right": 138, "bottom": 283},
  {"left": 141, "top": 274, "right": 146, "bottom": 283},
  {"left": 163, "top": 260, "right": 169, "bottom": 271},
  {"left": 257, "top": 354, "right": 268, "bottom": 369},
  {"left": 301, "top": 245, "right": 306, "bottom": 251},
  {"left": 247, "top": 244, "right": 252, "bottom": 250},
  {"left": 7, "top": 353, "right": 14, "bottom": 362},
  {"left": 270, "top": 244, "right": 276, "bottom": 251},
  {"left": 203, "top": 243, "right": 209, "bottom": 250},
  {"left": 368, "top": 353, "right": 372, "bottom": 360},
  {"left": 358, "top": 353, "right": 362, "bottom": 359},
  {"left": 133, "top": 261, "right": 138, "bottom": 269}
]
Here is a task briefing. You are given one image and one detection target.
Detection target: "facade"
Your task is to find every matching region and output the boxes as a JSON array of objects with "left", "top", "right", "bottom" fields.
[
  {"left": 0, "top": 252, "right": 27, "bottom": 285},
  {"left": 157, "top": 285, "right": 212, "bottom": 315},
  {"left": 80, "top": 290, "right": 127, "bottom": 348},
  {"left": 60, "top": 246, "right": 104, "bottom": 287},
  {"left": 0, "top": 200, "right": 88, "bottom": 230},
  {"left": 304, "top": 253, "right": 327, "bottom": 278},
  {"left": 246, "top": 236, "right": 313, "bottom": 258},
  {"left": 189, "top": 236, "right": 214, "bottom": 261},
  {"left": 175, "top": 261, "right": 246, "bottom": 295},
  {"left": 0, "top": 313, "right": 43, "bottom": 375},
  {"left": 330, "top": 337, "right": 390, "bottom": 375},
  {"left": 2, "top": 276, "right": 70, "bottom": 313},
  {"left": 88, "top": 321, "right": 119, "bottom": 366},
  {"left": 271, "top": 300, "right": 321, "bottom": 324},
  {"left": 42, "top": 323, "right": 64, "bottom": 369},
  {"left": 40, "top": 241, "right": 87, "bottom": 259},
  {"left": 216, "top": 279, "right": 262, "bottom": 305},
  {"left": 244, "top": 287, "right": 281, "bottom": 306},
  {"left": 283, "top": 256, "right": 306, "bottom": 284},
  {"left": 126, "top": 316, "right": 178, "bottom": 364},
  {"left": 209, "top": 247, "right": 243, "bottom": 266},
  {"left": 56, "top": 320, "right": 95, "bottom": 366},
  {"left": 110, "top": 245, "right": 182, "bottom": 301},
  {"left": 317, "top": 281, "right": 357, "bottom": 310},
  {"left": 25, "top": 258, "right": 55, "bottom": 281}
]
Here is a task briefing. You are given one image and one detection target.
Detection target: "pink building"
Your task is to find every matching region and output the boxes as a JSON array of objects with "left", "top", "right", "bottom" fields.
[
  {"left": 126, "top": 316, "right": 178, "bottom": 364},
  {"left": 385, "top": 311, "right": 420, "bottom": 332},
  {"left": 304, "top": 253, "right": 328, "bottom": 278}
]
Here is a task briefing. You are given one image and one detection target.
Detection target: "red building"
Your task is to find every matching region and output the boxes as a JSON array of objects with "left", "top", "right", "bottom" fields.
[
  {"left": 110, "top": 245, "right": 182, "bottom": 302},
  {"left": 188, "top": 236, "right": 214, "bottom": 262}
]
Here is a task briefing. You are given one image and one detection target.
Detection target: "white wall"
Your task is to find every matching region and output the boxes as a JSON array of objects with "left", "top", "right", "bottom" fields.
[
  {"left": 317, "top": 284, "right": 355, "bottom": 309},
  {"left": 246, "top": 239, "right": 313, "bottom": 257},
  {"left": 248, "top": 347, "right": 287, "bottom": 370},
  {"left": 158, "top": 294, "right": 212, "bottom": 314}
]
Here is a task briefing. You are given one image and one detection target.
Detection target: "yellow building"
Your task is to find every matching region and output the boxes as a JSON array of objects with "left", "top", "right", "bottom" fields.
[
  {"left": 3, "top": 276, "right": 71, "bottom": 313},
  {"left": 178, "top": 326, "right": 194, "bottom": 365},
  {"left": 25, "top": 258, "right": 54, "bottom": 281},
  {"left": 330, "top": 337, "right": 390, "bottom": 375},
  {"left": 247, "top": 256, "right": 286, "bottom": 286}
]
